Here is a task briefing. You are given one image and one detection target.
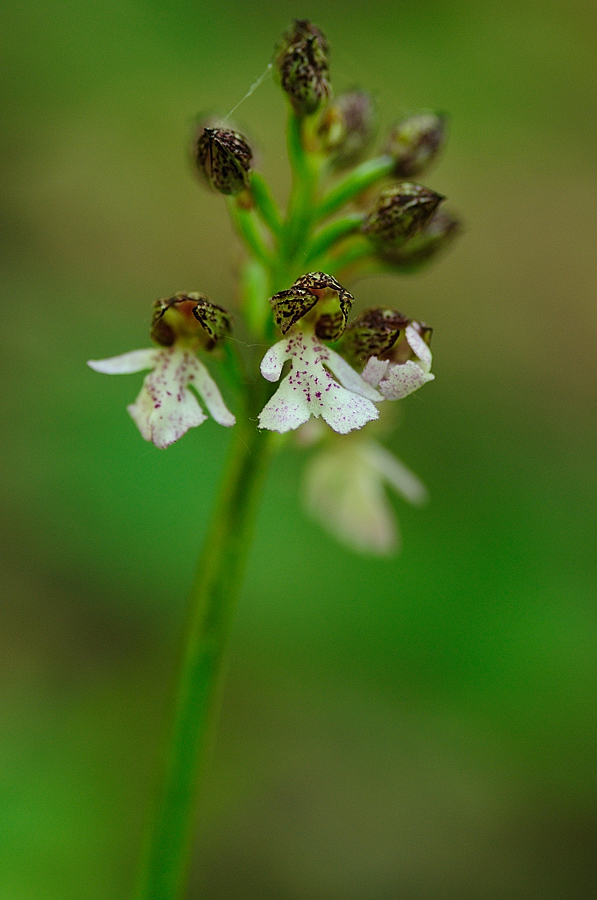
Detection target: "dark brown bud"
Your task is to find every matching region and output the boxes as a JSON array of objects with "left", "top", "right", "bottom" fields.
[
  {"left": 362, "top": 183, "right": 444, "bottom": 245},
  {"left": 381, "top": 209, "right": 461, "bottom": 272},
  {"left": 194, "top": 127, "right": 252, "bottom": 195},
  {"left": 385, "top": 113, "right": 447, "bottom": 178},
  {"left": 270, "top": 271, "right": 353, "bottom": 341},
  {"left": 317, "top": 90, "right": 376, "bottom": 169},
  {"left": 341, "top": 307, "right": 411, "bottom": 366},
  {"left": 275, "top": 20, "right": 331, "bottom": 116},
  {"left": 151, "top": 293, "right": 232, "bottom": 350}
]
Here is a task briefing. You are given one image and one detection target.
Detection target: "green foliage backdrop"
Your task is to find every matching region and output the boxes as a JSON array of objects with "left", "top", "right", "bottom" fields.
[{"left": 1, "top": 0, "right": 596, "bottom": 897}]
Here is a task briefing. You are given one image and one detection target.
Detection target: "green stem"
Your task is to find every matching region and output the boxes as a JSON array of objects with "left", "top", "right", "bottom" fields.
[
  {"left": 317, "top": 236, "right": 376, "bottom": 276},
  {"left": 315, "top": 154, "right": 394, "bottom": 221},
  {"left": 281, "top": 112, "right": 321, "bottom": 266},
  {"left": 227, "top": 197, "right": 272, "bottom": 268},
  {"left": 249, "top": 172, "right": 283, "bottom": 237},
  {"left": 137, "top": 415, "right": 275, "bottom": 900},
  {"left": 303, "top": 213, "right": 365, "bottom": 266}
]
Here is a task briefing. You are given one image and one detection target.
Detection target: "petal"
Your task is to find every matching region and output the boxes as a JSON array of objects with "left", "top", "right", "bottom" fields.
[
  {"left": 258, "top": 375, "right": 311, "bottom": 433},
  {"left": 128, "top": 348, "right": 208, "bottom": 448},
  {"left": 192, "top": 360, "right": 235, "bottom": 427},
  {"left": 361, "top": 356, "right": 390, "bottom": 387},
  {"left": 324, "top": 348, "right": 384, "bottom": 401},
  {"left": 304, "top": 447, "right": 398, "bottom": 555},
  {"left": 362, "top": 442, "right": 428, "bottom": 506},
  {"left": 126, "top": 383, "right": 154, "bottom": 443},
  {"left": 379, "top": 360, "right": 435, "bottom": 400},
  {"left": 128, "top": 382, "right": 207, "bottom": 449},
  {"left": 87, "top": 348, "right": 157, "bottom": 374},
  {"left": 260, "top": 339, "right": 290, "bottom": 383},
  {"left": 405, "top": 324, "right": 432, "bottom": 372},
  {"left": 319, "top": 382, "right": 380, "bottom": 434}
]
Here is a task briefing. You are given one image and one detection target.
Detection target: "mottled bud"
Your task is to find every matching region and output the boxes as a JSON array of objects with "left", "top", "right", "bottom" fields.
[
  {"left": 381, "top": 209, "right": 461, "bottom": 272},
  {"left": 317, "top": 90, "right": 376, "bottom": 168},
  {"left": 194, "top": 127, "right": 252, "bottom": 195},
  {"left": 362, "top": 183, "right": 444, "bottom": 245},
  {"left": 341, "top": 307, "right": 411, "bottom": 366},
  {"left": 275, "top": 20, "right": 331, "bottom": 116},
  {"left": 270, "top": 271, "right": 353, "bottom": 340},
  {"left": 385, "top": 113, "right": 446, "bottom": 178},
  {"left": 151, "top": 293, "right": 232, "bottom": 350}
]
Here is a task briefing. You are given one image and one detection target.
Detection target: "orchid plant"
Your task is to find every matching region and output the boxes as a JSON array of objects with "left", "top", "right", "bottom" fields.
[{"left": 89, "top": 19, "right": 460, "bottom": 899}]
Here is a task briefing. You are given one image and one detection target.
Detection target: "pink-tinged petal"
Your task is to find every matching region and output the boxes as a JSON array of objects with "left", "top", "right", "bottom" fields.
[
  {"left": 192, "top": 360, "right": 235, "bottom": 427},
  {"left": 128, "top": 380, "right": 207, "bottom": 449},
  {"left": 260, "top": 339, "right": 290, "bottom": 382},
  {"left": 127, "top": 348, "right": 208, "bottom": 448},
  {"left": 363, "top": 442, "right": 428, "bottom": 506},
  {"left": 405, "top": 324, "right": 432, "bottom": 372},
  {"left": 87, "top": 348, "right": 157, "bottom": 374},
  {"left": 324, "top": 348, "right": 384, "bottom": 401},
  {"left": 126, "top": 384, "right": 154, "bottom": 443},
  {"left": 361, "top": 356, "right": 390, "bottom": 387},
  {"left": 319, "top": 384, "right": 379, "bottom": 434},
  {"left": 379, "top": 360, "right": 434, "bottom": 400},
  {"left": 258, "top": 376, "right": 311, "bottom": 433}
]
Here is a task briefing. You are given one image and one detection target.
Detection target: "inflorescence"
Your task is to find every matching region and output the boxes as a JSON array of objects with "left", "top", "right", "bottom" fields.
[{"left": 89, "top": 19, "right": 461, "bottom": 554}]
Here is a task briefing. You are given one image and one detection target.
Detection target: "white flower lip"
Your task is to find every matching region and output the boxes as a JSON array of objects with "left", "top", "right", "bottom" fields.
[
  {"left": 88, "top": 346, "right": 235, "bottom": 448},
  {"left": 258, "top": 329, "right": 383, "bottom": 435}
]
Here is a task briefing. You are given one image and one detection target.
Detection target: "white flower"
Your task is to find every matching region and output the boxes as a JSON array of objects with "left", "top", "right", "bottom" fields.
[
  {"left": 304, "top": 438, "right": 428, "bottom": 555},
  {"left": 362, "top": 322, "right": 434, "bottom": 400},
  {"left": 258, "top": 328, "right": 383, "bottom": 434},
  {"left": 88, "top": 345, "right": 235, "bottom": 448}
]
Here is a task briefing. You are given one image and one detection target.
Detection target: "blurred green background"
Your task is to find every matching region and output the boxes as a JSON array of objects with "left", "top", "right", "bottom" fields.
[{"left": 1, "top": 0, "right": 596, "bottom": 897}]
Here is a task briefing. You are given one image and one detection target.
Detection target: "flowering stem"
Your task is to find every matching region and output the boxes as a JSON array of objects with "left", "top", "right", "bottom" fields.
[
  {"left": 227, "top": 198, "right": 273, "bottom": 268},
  {"left": 250, "top": 171, "right": 283, "bottom": 236},
  {"left": 282, "top": 112, "right": 321, "bottom": 265},
  {"left": 315, "top": 154, "right": 394, "bottom": 221},
  {"left": 318, "top": 237, "right": 376, "bottom": 277},
  {"left": 137, "top": 414, "right": 275, "bottom": 900},
  {"left": 303, "top": 212, "right": 365, "bottom": 265}
]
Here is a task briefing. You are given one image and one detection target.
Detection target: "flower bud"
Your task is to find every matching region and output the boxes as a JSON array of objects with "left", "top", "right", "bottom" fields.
[
  {"left": 380, "top": 209, "right": 461, "bottom": 271},
  {"left": 275, "top": 19, "right": 331, "bottom": 116},
  {"left": 341, "top": 307, "right": 411, "bottom": 366},
  {"left": 385, "top": 113, "right": 446, "bottom": 178},
  {"left": 362, "top": 183, "right": 444, "bottom": 245},
  {"left": 270, "top": 271, "right": 353, "bottom": 341},
  {"left": 151, "top": 293, "right": 232, "bottom": 350},
  {"left": 194, "top": 127, "right": 252, "bottom": 195},
  {"left": 317, "top": 90, "right": 376, "bottom": 168}
]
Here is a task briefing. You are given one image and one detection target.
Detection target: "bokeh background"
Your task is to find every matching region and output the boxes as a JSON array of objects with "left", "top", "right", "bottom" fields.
[{"left": 2, "top": 0, "right": 597, "bottom": 897}]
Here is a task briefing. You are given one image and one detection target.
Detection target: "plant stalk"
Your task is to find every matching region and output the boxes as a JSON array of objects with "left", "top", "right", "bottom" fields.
[{"left": 137, "top": 412, "right": 274, "bottom": 900}]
